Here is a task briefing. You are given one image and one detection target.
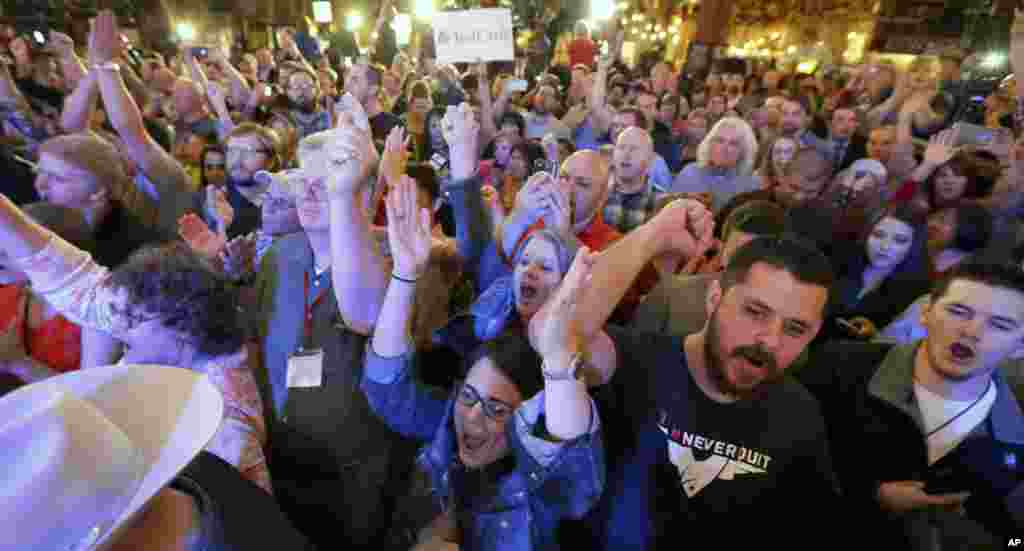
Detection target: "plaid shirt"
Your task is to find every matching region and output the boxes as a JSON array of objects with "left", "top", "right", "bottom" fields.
[{"left": 603, "top": 181, "right": 662, "bottom": 234}]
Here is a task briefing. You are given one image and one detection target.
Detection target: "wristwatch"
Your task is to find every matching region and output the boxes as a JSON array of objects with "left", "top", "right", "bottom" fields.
[{"left": 541, "top": 352, "right": 586, "bottom": 382}]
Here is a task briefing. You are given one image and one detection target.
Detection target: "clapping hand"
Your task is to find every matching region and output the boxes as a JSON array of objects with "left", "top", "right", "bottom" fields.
[
  {"left": 220, "top": 233, "right": 258, "bottom": 280},
  {"left": 923, "top": 128, "right": 959, "bottom": 167},
  {"left": 205, "top": 185, "right": 235, "bottom": 234},
  {"left": 381, "top": 125, "right": 410, "bottom": 192},
  {"left": 386, "top": 175, "right": 433, "bottom": 281},
  {"left": 178, "top": 213, "right": 227, "bottom": 259},
  {"left": 87, "top": 10, "right": 123, "bottom": 66},
  {"left": 528, "top": 246, "right": 596, "bottom": 363}
]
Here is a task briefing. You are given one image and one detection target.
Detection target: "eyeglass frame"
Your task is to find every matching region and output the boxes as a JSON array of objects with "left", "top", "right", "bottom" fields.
[
  {"left": 225, "top": 144, "right": 271, "bottom": 160},
  {"left": 454, "top": 380, "right": 516, "bottom": 423}
]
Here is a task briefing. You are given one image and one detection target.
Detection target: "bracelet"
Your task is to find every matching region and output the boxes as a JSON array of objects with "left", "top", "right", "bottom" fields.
[
  {"left": 391, "top": 272, "right": 419, "bottom": 284},
  {"left": 541, "top": 352, "right": 585, "bottom": 382}
]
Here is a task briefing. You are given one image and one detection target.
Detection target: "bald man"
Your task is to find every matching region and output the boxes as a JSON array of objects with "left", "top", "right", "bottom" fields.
[
  {"left": 603, "top": 126, "right": 663, "bottom": 233},
  {"left": 501, "top": 149, "right": 622, "bottom": 261}
]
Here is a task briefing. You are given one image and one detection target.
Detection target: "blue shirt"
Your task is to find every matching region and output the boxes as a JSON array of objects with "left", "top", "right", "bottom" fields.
[
  {"left": 362, "top": 345, "right": 604, "bottom": 551},
  {"left": 669, "top": 164, "right": 761, "bottom": 213}
]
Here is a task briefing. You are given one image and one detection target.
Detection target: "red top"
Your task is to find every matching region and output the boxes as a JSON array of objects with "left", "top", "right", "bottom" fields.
[
  {"left": 568, "top": 38, "right": 597, "bottom": 69},
  {"left": 0, "top": 285, "right": 81, "bottom": 375},
  {"left": 890, "top": 179, "right": 919, "bottom": 204}
]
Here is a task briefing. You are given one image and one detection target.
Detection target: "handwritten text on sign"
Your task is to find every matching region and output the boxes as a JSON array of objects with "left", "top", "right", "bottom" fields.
[{"left": 433, "top": 9, "right": 515, "bottom": 64}]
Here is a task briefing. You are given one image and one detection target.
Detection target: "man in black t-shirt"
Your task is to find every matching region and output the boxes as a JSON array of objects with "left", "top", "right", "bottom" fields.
[{"left": 562, "top": 202, "right": 841, "bottom": 548}]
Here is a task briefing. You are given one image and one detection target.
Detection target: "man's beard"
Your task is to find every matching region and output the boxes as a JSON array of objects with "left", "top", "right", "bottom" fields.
[{"left": 704, "top": 306, "right": 784, "bottom": 400}]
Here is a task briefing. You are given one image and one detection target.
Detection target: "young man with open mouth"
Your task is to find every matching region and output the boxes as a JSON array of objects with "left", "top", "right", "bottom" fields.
[{"left": 801, "top": 261, "right": 1024, "bottom": 548}]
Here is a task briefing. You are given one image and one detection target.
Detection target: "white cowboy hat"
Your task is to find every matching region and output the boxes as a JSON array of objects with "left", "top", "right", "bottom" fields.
[{"left": 0, "top": 364, "right": 224, "bottom": 551}]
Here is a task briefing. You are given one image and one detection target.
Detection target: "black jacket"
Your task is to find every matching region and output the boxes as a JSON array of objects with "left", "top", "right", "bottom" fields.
[{"left": 799, "top": 342, "right": 1024, "bottom": 547}]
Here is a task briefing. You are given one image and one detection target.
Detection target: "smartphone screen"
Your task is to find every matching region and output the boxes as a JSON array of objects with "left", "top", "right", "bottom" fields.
[
  {"left": 264, "top": 84, "right": 274, "bottom": 96},
  {"left": 32, "top": 31, "right": 44, "bottom": 45}
]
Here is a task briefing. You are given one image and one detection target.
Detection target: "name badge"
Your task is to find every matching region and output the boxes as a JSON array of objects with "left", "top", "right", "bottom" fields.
[{"left": 287, "top": 348, "right": 324, "bottom": 388}]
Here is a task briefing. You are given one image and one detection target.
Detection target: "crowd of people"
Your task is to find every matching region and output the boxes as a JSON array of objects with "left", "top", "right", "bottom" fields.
[{"left": 3, "top": 2, "right": 1024, "bottom": 549}]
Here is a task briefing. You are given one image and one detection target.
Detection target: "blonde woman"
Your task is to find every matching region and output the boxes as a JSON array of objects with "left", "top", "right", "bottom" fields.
[{"left": 669, "top": 116, "right": 761, "bottom": 212}]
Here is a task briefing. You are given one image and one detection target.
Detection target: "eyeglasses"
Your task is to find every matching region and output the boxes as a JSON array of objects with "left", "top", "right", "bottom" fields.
[
  {"left": 455, "top": 381, "right": 515, "bottom": 423},
  {"left": 226, "top": 145, "right": 269, "bottom": 159}
]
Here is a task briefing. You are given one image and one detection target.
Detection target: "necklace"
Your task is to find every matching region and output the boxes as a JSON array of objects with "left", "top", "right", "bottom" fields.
[{"left": 916, "top": 379, "right": 993, "bottom": 439}]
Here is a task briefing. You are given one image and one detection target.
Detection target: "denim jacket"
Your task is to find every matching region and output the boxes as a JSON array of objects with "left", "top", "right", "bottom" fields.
[{"left": 361, "top": 344, "right": 605, "bottom": 551}]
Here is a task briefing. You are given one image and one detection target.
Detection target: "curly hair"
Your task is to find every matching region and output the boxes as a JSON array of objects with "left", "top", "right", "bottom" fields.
[{"left": 108, "top": 242, "right": 243, "bottom": 357}]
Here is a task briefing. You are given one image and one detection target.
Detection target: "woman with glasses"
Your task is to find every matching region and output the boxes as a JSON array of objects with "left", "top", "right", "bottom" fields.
[{"left": 363, "top": 176, "right": 603, "bottom": 551}]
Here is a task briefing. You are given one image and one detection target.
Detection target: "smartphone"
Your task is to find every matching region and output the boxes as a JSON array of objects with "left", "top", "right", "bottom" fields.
[
  {"left": 954, "top": 122, "right": 994, "bottom": 147},
  {"left": 264, "top": 84, "right": 274, "bottom": 96},
  {"left": 506, "top": 79, "right": 528, "bottom": 93},
  {"left": 32, "top": 31, "right": 45, "bottom": 46},
  {"left": 429, "top": 152, "right": 448, "bottom": 171},
  {"left": 835, "top": 318, "right": 859, "bottom": 333},
  {"left": 192, "top": 47, "right": 209, "bottom": 59}
]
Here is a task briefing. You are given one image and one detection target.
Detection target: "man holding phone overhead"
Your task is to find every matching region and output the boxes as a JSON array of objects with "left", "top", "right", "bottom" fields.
[{"left": 800, "top": 261, "right": 1024, "bottom": 547}]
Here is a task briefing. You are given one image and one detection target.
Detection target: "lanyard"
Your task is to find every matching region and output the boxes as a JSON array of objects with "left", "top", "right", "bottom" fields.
[
  {"left": 925, "top": 380, "right": 993, "bottom": 439},
  {"left": 302, "top": 270, "right": 329, "bottom": 347}
]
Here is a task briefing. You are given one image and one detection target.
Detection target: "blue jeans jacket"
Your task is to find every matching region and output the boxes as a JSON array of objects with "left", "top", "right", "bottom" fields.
[{"left": 361, "top": 344, "right": 605, "bottom": 551}]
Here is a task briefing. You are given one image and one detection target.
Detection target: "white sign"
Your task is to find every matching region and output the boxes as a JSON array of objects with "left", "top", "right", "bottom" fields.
[{"left": 433, "top": 9, "right": 515, "bottom": 65}]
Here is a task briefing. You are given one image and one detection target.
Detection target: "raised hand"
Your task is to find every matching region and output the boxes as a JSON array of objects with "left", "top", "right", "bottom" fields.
[
  {"left": 178, "top": 213, "right": 227, "bottom": 259},
  {"left": 322, "top": 127, "right": 373, "bottom": 197},
  {"left": 386, "top": 175, "right": 433, "bottom": 281},
  {"left": 207, "top": 81, "right": 229, "bottom": 111},
  {"left": 205, "top": 185, "right": 234, "bottom": 234},
  {"left": 986, "top": 127, "right": 1014, "bottom": 162},
  {"left": 87, "top": 10, "right": 122, "bottom": 66},
  {"left": 516, "top": 172, "right": 557, "bottom": 218},
  {"left": 380, "top": 125, "right": 409, "bottom": 191},
  {"left": 1012, "top": 10, "right": 1024, "bottom": 77},
  {"left": 541, "top": 185, "right": 573, "bottom": 237},
  {"left": 443, "top": 102, "right": 481, "bottom": 181},
  {"left": 335, "top": 91, "right": 371, "bottom": 133},
  {"left": 923, "top": 128, "right": 959, "bottom": 166},
  {"left": 648, "top": 198, "right": 714, "bottom": 260},
  {"left": 48, "top": 31, "right": 76, "bottom": 61},
  {"left": 220, "top": 233, "right": 258, "bottom": 280},
  {"left": 528, "top": 246, "right": 596, "bottom": 362}
]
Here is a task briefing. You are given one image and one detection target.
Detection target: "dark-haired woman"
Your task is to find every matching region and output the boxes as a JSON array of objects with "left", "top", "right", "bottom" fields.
[
  {"left": 927, "top": 203, "right": 993, "bottom": 278},
  {"left": 824, "top": 206, "right": 933, "bottom": 342},
  {"left": 0, "top": 194, "right": 271, "bottom": 494}
]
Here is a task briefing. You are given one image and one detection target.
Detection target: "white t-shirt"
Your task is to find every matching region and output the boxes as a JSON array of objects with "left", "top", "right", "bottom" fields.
[{"left": 914, "top": 381, "right": 996, "bottom": 465}]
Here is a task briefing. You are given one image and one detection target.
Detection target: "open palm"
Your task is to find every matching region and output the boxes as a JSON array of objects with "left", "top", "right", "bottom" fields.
[{"left": 386, "top": 175, "right": 433, "bottom": 280}]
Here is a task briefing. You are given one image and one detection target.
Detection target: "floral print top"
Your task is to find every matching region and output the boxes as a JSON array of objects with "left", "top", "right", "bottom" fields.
[{"left": 14, "top": 235, "right": 273, "bottom": 494}]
